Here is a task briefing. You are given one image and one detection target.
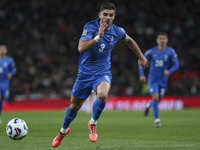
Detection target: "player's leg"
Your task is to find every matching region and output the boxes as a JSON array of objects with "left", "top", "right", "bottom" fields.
[
  {"left": 52, "top": 73, "right": 93, "bottom": 148},
  {"left": 144, "top": 101, "right": 152, "bottom": 116},
  {"left": 62, "top": 95, "right": 86, "bottom": 131},
  {"left": 91, "top": 81, "right": 110, "bottom": 124},
  {"left": 148, "top": 87, "right": 165, "bottom": 105},
  {"left": 151, "top": 93, "right": 161, "bottom": 127},
  {"left": 52, "top": 95, "right": 86, "bottom": 148},
  {"left": 144, "top": 83, "right": 157, "bottom": 116},
  {"left": 145, "top": 87, "right": 165, "bottom": 116},
  {"left": 153, "top": 87, "right": 166, "bottom": 127},
  {"left": 88, "top": 80, "right": 110, "bottom": 142},
  {"left": 158, "top": 88, "right": 166, "bottom": 102}
]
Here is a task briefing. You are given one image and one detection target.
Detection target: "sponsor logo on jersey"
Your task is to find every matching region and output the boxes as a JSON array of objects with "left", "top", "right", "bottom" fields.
[{"left": 110, "top": 36, "right": 114, "bottom": 45}]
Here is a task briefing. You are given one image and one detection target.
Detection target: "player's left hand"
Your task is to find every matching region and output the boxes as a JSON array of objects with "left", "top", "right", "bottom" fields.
[
  {"left": 164, "top": 70, "right": 170, "bottom": 76},
  {"left": 138, "top": 57, "right": 149, "bottom": 70}
]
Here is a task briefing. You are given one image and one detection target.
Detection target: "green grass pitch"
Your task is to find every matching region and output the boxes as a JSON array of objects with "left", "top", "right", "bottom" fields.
[{"left": 0, "top": 109, "right": 200, "bottom": 150}]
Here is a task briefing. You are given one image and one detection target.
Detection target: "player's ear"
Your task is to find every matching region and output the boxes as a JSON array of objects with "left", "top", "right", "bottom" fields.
[
  {"left": 98, "top": 12, "right": 101, "bottom": 18},
  {"left": 156, "top": 38, "right": 159, "bottom": 44},
  {"left": 166, "top": 38, "right": 168, "bottom": 43}
]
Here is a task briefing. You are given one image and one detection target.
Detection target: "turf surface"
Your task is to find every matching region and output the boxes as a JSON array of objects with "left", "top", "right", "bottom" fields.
[{"left": 0, "top": 109, "right": 200, "bottom": 150}]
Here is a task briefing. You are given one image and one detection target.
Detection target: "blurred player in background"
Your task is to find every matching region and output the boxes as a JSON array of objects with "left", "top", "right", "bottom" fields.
[
  {"left": 139, "top": 32, "right": 179, "bottom": 127},
  {"left": 52, "top": 2, "right": 148, "bottom": 148},
  {"left": 0, "top": 45, "right": 17, "bottom": 123}
]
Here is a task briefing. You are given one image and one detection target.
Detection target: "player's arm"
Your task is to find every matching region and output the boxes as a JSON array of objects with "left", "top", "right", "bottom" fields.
[
  {"left": 123, "top": 34, "right": 149, "bottom": 70},
  {"left": 164, "top": 51, "right": 179, "bottom": 76},
  {"left": 140, "top": 75, "right": 147, "bottom": 82},
  {"left": 8, "top": 58, "right": 17, "bottom": 79},
  {"left": 138, "top": 54, "right": 148, "bottom": 83},
  {"left": 137, "top": 49, "right": 152, "bottom": 82},
  {"left": 78, "top": 23, "right": 108, "bottom": 53},
  {"left": 78, "top": 40, "right": 97, "bottom": 53},
  {"left": 138, "top": 57, "right": 146, "bottom": 82}
]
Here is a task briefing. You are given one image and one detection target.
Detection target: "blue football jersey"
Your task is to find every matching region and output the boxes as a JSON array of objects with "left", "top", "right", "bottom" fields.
[
  {"left": 139, "top": 46, "right": 179, "bottom": 86},
  {"left": 0, "top": 56, "right": 16, "bottom": 89},
  {"left": 78, "top": 18, "right": 126, "bottom": 75}
]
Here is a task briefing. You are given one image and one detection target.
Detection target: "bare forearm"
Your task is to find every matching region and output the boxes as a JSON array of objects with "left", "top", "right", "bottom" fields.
[{"left": 78, "top": 39, "right": 97, "bottom": 53}]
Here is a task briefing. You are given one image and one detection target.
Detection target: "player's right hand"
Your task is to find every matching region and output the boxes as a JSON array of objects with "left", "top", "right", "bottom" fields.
[
  {"left": 140, "top": 76, "right": 147, "bottom": 82},
  {"left": 98, "top": 23, "right": 108, "bottom": 38}
]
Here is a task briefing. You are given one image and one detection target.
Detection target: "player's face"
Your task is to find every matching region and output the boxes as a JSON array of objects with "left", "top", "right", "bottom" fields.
[
  {"left": 99, "top": 9, "right": 115, "bottom": 29},
  {"left": 0, "top": 46, "right": 7, "bottom": 57},
  {"left": 156, "top": 35, "right": 168, "bottom": 47}
]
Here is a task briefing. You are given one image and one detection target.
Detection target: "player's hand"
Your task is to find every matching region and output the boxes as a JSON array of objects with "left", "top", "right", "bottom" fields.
[
  {"left": 98, "top": 23, "right": 108, "bottom": 38},
  {"left": 7, "top": 73, "right": 12, "bottom": 79},
  {"left": 140, "top": 76, "right": 147, "bottom": 82},
  {"left": 138, "top": 57, "right": 149, "bottom": 70},
  {"left": 164, "top": 70, "right": 170, "bottom": 76}
]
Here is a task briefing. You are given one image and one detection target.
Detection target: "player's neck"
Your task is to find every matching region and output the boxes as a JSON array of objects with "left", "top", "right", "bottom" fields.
[
  {"left": 0, "top": 55, "right": 6, "bottom": 59},
  {"left": 157, "top": 45, "right": 166, "bottom": 51}
]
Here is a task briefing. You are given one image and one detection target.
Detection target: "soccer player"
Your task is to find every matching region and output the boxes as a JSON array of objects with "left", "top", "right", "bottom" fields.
[
  {"left": 139, "top": 32, "right": 179, "bottom": 127},
  {"left": 0, "top": 45, "right": 17, "bottom": 123},
  {"left": 52, "top": 2, "right": 149, "bottom": 148}
]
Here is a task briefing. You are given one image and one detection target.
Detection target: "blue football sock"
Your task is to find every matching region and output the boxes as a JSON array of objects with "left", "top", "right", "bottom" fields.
[
  {"left": 92, "top": 98, "right": 106, "bottom": 121},
  {"left": 152, "top": 100, "right": 159, "bottom": 119},
  {"left": 0, "top": 101, "right": 3, "bottom": 117},
  {"left": 62, "top": 105, "right": 78, "bottom": 129}
]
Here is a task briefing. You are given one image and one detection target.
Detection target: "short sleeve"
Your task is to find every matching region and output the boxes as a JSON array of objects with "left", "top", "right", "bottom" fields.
[
  {"left": 79, "top": 24, "right": 95, "bottom": 41},
  {"left": 118, "top": 27, "right": 126, "bottom": 40},
  {"left": 171, "top": 49, "right": 178, "bottom": 59}
]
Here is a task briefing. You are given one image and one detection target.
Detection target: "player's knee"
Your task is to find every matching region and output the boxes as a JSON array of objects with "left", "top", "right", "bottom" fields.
[
  {"left": 70, "top": 104, "right": 81, "bottom": 111},
  {"left": 152, "top": 95, "right": 159, "bottom": 101},
  {"left": 153, "top": 97, "right": 159, "bottom": 101},
  {"left": 97, "top": 92, "right": 107, "bottom": 102}
]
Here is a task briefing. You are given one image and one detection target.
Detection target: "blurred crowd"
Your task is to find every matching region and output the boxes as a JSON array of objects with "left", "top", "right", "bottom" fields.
[{"left": 0, "top": 0, "right": 200, "bottom": 100}]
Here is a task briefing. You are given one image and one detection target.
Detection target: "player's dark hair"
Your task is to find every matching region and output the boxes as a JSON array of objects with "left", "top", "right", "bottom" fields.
[
  {"left": 100, "top": 2, "right": 116, "bottom": 13},
  {"left": 157, "top": 32, "right": 168, "bottom": 39}
]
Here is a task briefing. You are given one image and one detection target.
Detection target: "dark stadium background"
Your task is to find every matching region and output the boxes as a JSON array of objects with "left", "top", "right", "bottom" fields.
[{"left": 0, "top": 0, "right": 199, "bottom": 101}]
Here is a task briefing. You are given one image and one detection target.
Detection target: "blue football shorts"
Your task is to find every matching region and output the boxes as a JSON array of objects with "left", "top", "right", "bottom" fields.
[
  {"left": 71, "top": 72, "right": 112, "bottom": 99},
  {"left": 148, "top": 81, "right": 166, "bottom": 99}
]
